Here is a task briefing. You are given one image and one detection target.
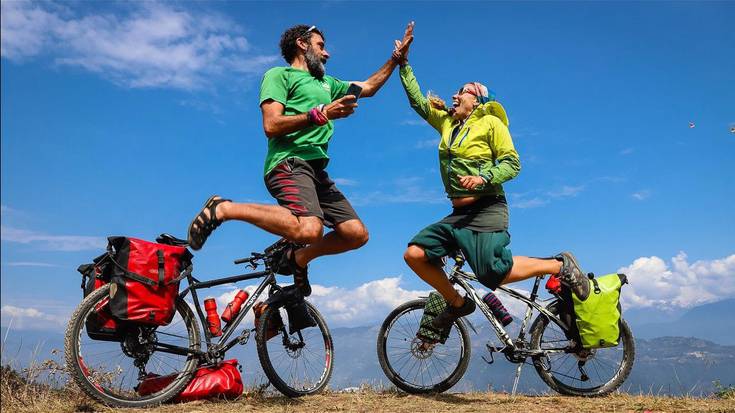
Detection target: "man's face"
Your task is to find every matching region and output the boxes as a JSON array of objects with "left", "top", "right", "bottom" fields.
[
  {"left": 451, "top": 83, "right": 479, "bottom": 120},
  {"left": 301, "top": 33, "right": 329, "bottom": 79},
  {"left": 306, "top": 33, "right": 329, "bottom": 63}
]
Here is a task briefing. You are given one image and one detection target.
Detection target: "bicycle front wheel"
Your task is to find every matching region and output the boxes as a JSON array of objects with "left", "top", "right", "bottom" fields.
[
  {"left": 376, "top": 298, "right": 471, "bottom": 394},
  {"left": 255, "top": 300, "right": 333, "bottom": 397},
  {"left": 64, "top": 284, "right": 201, "bottom": 407},
  {"left": 529, "top": 301, "right": 635, "bottom": 396}
]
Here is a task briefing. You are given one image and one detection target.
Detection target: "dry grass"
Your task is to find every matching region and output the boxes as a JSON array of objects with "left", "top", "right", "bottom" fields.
[
  {"left": 1, "top": 346, "right": 732, "bottom": 413},
  {"left": 2, "top": 367, "right": 734, "bottom": 413}
]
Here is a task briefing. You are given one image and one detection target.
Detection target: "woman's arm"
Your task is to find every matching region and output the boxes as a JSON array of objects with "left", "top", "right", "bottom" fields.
[{"left": 485, "top": 119, "right": 521, "bottom": 185}]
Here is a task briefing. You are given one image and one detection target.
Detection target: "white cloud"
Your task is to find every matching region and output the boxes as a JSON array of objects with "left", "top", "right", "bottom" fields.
[
  {"left": 400, "top": 119, "right": 427, "bottom": 126},
  {"left": 0, "top": 1, "right": 277, "bottom": 90},
  {"left": 307, "top": 277, "right": 431, "bottom": 326},
  {"left": 1, "top": 226, "right": 106, "bottom": 251},
  {"left": 0, "top": 305, "right": 68, "bottom": 330},
  {"left": 548, "top": 185, "right": 585, "bottom": 198},
  {"left": 512, "top": 196, "right": 549, "bottom": 209},
  {"left": 348, "top": 176, "right": 446, "bottom": 206},
  {"left": 509, "top": 184, "right": 585, "bottom": 209},
  {"left": 618, "top": 252, "right": 735, "bottom": 310},
  {"left": 3, "top": 262, "right": 59, "bottom": 267},
  {"left": 332, "top": 178, "right": 358, "bottom": 186},
  {"left": 214, "top": 277, "right": 431, "bottom": 328},
  {"left": 631, "top": 190, "right": 651, "bottom": 201},
  {"left": 414, "top": 138, "right": 440, "bottom": 149}
]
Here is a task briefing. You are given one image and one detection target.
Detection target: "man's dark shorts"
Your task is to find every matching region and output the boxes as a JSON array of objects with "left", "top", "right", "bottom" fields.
[
  {"left": 409, "top": 223, "right": 513, "bottom": 290},
  {"left": 265, "top": 157, "right": 359, "bottom": 228}
]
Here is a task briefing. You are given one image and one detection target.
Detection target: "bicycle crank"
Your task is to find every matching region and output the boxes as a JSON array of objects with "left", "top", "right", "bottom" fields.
[{"left": 577, "top": 360, "right": 590, "bottom": 382}]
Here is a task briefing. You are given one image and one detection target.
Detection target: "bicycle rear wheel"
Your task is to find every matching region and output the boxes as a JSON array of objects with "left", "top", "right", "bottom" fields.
[
  {"left": 376, "top": 298, "right": 471, "bottom": 394},
  {"left": 65, "top": 284, "right": 201, "bottom": 407},
  {"left": 529, "top": 301, "right": 635, "bottom": 396},
  {"left": 255, "top": 300, "right": 333, "bottom": 397}
]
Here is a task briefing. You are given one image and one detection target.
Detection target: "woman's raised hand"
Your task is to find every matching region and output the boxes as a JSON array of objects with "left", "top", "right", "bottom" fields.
[{"left": 393, "top": 21, "right": 415, "bottom": 65}]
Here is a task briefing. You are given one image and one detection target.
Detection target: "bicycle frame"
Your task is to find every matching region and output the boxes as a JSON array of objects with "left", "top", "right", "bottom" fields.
[
  {"left": 448, "top": 262, "right": 568, "bottom": 353},
  {"left": 446, "top": 261, "right": 574, "bottom": 394},
  {"left": 151, "top": 267, "right": 279, "bottom": 362}
]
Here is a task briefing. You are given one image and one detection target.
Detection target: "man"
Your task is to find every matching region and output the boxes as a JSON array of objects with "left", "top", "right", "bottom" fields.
[
  {"left": 188, "top": 24, "right": 414, "bottom": 296},
  {"left": 392, "top": 24, "right": 589, "bottom": 329}
]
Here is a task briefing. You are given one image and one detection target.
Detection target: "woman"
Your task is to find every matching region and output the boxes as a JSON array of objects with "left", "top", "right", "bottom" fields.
[{"left": 393, "top": 24, "right": 589, "bottom": 329}]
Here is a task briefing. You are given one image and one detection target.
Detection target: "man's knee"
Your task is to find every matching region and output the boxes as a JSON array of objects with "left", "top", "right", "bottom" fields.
[
  {"left": 289, "top": 217, "right": 323, "bottom": 244},
  {"left": 336, "top": 220, "right": 369, "bottom": 249},
  {"left": 404, "top": 245, "right": 427, "bottom": 265}
]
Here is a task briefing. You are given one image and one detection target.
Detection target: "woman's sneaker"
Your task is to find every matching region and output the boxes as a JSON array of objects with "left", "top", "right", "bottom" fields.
[
  {"left": 555, "top": 252, "right": 590, "bottom": 301},
  {"left": 432, "top": 295, "right": 476, "bottom": 330}
]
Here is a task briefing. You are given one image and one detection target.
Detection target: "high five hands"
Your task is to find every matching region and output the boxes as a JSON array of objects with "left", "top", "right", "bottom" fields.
[{"left": 392, "top": 21, "right": 415, "bottom": 65}]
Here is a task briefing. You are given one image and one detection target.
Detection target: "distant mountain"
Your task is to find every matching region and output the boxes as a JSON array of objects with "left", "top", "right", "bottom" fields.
[
  {"left": 3, "top": 320, "right": 735, "bottom": 396},
  {"left": 631, "top": 299, "right": 735, "bottom": 345}
]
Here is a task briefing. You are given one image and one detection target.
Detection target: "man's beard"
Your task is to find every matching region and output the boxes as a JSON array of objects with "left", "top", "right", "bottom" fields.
[{"left": 305, "top": 46, "right": 326, "bottom": 79}]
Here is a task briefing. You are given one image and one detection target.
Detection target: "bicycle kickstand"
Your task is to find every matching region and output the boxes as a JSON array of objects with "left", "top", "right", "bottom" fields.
[{"left": 511, "top": 360, "right": 524, "bottom": 396}]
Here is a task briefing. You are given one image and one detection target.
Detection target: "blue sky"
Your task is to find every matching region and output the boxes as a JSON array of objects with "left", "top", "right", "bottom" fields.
[{"left": 1, "top": 1, "right": 734, "bottom": 330}]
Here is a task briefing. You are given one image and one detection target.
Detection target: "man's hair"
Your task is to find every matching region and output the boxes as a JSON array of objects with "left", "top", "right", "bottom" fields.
[{"left": 279, "top": 25, "right": 325, "bottom": 64}]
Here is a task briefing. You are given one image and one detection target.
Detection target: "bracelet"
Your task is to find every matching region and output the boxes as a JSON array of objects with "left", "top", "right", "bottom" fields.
[{"left": 308, "top": 107, "right": 328, "bottom": 126}]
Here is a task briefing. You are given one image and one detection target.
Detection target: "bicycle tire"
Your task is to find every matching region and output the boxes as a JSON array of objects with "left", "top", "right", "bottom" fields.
[
  {"left": 529, "top": 301, "right": 635, "bottom": 396},
  {"left": 65, "top": 284, "right": 201, "bottom": 407},
  {"left": 376, "top": 298, "right": 471, "bottom": 394},
  {"left": 255, "top": 300, "right": 333, "bottom": 397}
]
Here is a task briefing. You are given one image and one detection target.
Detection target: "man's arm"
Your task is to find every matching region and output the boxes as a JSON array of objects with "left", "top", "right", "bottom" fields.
[
  {"left": 351, "top": 59, "right": 398, "bottom": 98},
  {"left": 350, "top": 22, "right": 414, "bottom": 98},
  {"left": 260, "top": 97, "right": 358, "bottom": 139}
]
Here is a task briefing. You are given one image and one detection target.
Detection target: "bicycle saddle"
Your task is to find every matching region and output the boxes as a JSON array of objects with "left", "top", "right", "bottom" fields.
[{"left": 156, "top": 233, "right": 189, "bottom": 246}]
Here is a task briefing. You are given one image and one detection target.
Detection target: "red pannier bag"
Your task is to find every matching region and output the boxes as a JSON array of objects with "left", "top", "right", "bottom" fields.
[
  {"left": 107, "top": 236, "right": 192, "bottom": 326},
  {"left": 136, "top": 359, "right": 243, "bottom": 402},
  {"left": 78, "top": 254, "right": 123, "bottom": 341}
]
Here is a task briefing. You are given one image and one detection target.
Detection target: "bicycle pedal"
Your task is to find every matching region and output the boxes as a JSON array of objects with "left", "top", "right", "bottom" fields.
[{"left": 237, "top": 329, "right": 250, "bottom": 345}]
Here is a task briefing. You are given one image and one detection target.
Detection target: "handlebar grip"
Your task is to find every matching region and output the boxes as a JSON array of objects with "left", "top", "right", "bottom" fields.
[{"left": 233, "top": 258, "right": 249, "bottom": 265}]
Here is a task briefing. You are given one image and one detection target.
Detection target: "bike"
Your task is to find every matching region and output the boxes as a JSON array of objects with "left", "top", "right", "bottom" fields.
[
  {"left": 376, "top": 253, "right": 635, "bottom": 396},
  {"left": 65, "top": 235, "right": 333, "bottom": 407}
]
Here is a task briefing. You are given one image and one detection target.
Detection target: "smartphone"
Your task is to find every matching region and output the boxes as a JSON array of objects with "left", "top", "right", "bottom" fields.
[{"left": 345, "top": 83, "right": 363, "bottom": 102}]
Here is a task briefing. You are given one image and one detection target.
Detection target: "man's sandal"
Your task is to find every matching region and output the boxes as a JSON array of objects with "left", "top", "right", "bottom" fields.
[
  {"left": 187, "top": 195, "right": 231, "bottom": 251},
  {"left": 278, "top": 244, "right": 311, "bottom": 297}
]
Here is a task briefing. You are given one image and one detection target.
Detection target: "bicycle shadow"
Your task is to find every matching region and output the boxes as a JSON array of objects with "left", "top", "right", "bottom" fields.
[{"left": 389, "top": 392, "right": 483, "bottom": 405}]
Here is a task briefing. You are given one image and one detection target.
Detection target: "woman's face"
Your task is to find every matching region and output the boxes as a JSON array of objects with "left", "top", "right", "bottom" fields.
[{"left": 451, "top": 83, "right": 479, "bottom": 120}]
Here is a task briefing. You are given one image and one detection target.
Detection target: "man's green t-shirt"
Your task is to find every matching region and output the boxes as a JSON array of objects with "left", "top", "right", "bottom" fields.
[{"left": 259, "top": 67, "right": 350, "bottom": 175}]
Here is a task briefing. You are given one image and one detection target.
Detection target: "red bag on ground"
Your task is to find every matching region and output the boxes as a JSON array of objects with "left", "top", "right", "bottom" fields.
[
  {"left": 136, "top": 359, "right": 243, "bottom": 402},
  {"left": 107, "top": 236, "right": 192, "bottom": 326}
]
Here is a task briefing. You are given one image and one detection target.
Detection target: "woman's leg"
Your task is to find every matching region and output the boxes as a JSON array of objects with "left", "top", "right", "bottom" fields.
[
  {"left": 501, "top": 256, "right": 562, "bottom": 285},
  {"left": 404, "top": 245, "right": 464, "bottom": 307}
]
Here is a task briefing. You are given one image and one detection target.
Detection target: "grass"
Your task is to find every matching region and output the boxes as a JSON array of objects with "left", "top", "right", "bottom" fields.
[{"left": 2, "top": 362, "right": 734, "bottom": 413}]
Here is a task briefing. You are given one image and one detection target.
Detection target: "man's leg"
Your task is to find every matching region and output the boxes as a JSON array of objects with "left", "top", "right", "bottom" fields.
[
  {"left": 501, "top": 256, "right": 562, "bottom": 284},
  {"left": 216, "top": 202, "right": 323, "bottom": 244},
  {"left": 294, "top": 218, "right": 369, "bottom": 267}
]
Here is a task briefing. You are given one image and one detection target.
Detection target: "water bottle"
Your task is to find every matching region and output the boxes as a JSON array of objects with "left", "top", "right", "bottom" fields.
[
  {"left": 545, "top": 274, "right": 562, "bottom": 294},
  {"left": 221, "top": 289, "right": 249, "bottom": 323},
  {"left": 204, "top": 297, "right": 222, "bottom": 337}
]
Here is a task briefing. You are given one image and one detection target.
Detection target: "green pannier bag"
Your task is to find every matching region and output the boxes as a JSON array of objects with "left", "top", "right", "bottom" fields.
[
  {"left": 572, "top": 273, "right": 628, "bottom": 349},
  {"left": 416, "top": 292, "right": 452, "bottom": 344}
]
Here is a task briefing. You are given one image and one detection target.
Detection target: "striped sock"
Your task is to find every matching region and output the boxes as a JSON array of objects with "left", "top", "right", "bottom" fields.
[{"left": 482, "top": 291, "right": 513, "bottom": 326}]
